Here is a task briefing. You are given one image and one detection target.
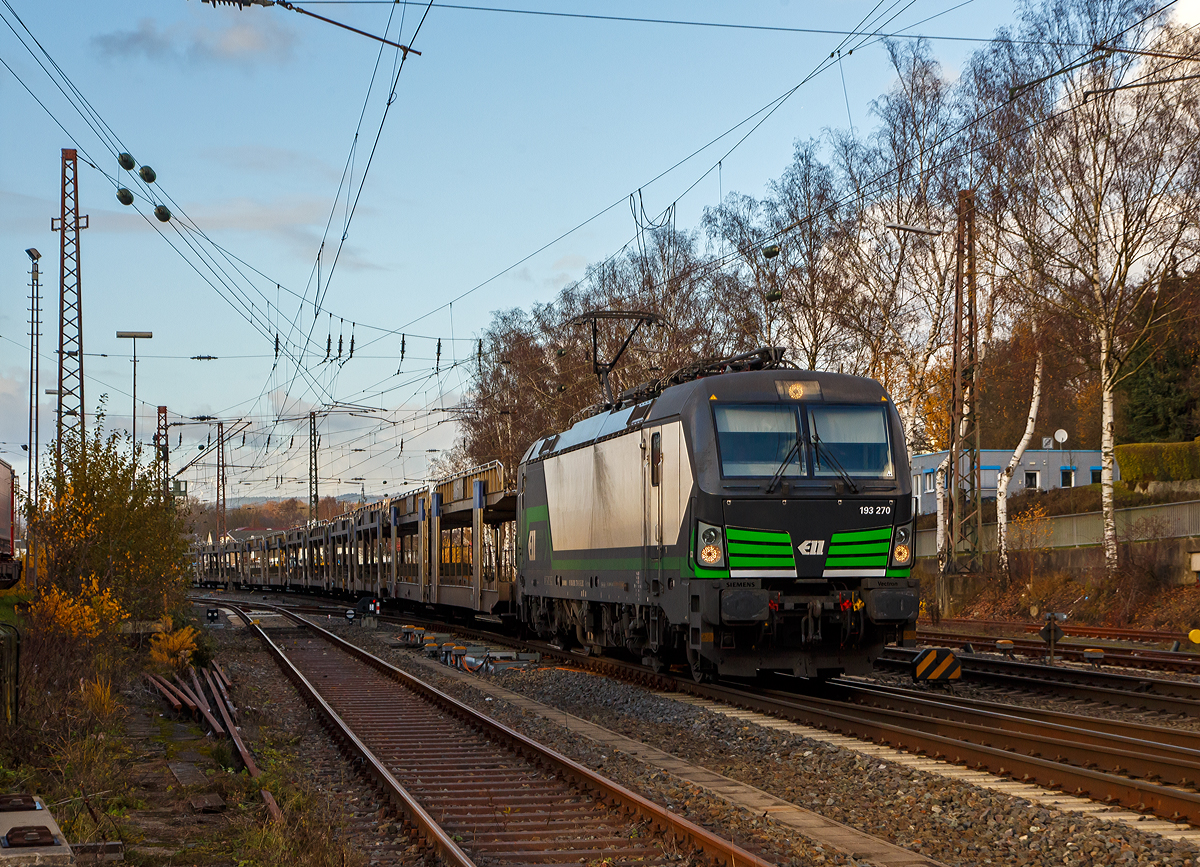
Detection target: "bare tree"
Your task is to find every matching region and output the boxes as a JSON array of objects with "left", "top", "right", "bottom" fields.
[
  {"left": 833, "top": 40, "right": 964, "bottom": 455},
  {"left": 1003, "top": 2, "right": 1200, "bottom": 573}
]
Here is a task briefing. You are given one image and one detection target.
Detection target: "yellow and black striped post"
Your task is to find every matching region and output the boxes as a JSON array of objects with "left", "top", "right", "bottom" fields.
[{"left": 912, "top": 647, "right": 961, "bottom": 682}]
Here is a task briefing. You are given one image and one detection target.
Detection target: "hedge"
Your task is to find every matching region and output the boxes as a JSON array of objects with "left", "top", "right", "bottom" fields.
[{"left": 1115, "top": 440, "right": 1200, "bottom": 482}]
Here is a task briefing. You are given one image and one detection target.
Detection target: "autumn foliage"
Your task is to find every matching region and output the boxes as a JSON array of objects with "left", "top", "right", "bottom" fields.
[{"left": 27, "top": 411, "right": 191, "bottom": 621}]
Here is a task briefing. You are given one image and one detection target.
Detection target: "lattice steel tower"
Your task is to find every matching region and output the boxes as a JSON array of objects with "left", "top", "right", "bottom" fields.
[
  {"left": 51, "top": 148, "right": 88, "bottom": 470},
  {"left": 946, "top": 189, "right": 983, "bottom": 576},
  {"left": 309, "top": 411, "right": 319, "bottom": 522},
  {"left": 216, "top": 421, "right": 227, "bottom": 540}
]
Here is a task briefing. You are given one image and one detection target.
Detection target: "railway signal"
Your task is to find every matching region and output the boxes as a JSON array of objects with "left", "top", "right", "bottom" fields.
[{"left": 1039, "top": 612, "right": 1067, "bottom": 664}]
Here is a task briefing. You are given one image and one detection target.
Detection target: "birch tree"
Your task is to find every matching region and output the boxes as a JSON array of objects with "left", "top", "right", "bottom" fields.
[
  {"left": 996, "top": 332, "right": 1044, "bottom": 577},
  {"left": 1002, "top": 3, "right": 1200, "bottom": 574}
]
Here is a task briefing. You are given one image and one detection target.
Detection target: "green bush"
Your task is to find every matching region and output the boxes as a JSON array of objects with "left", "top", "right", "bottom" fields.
[{"left": 1115, "top": 440, "right": 1200, "bottom": 482}]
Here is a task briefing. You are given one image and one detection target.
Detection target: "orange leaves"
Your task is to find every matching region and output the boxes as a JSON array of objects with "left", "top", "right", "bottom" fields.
[
  {"left": 149, "top": 626, "right": 198, "bottom": 673},
  {"left": 27, "top": 577, "right": 128, "bottom": 642}
]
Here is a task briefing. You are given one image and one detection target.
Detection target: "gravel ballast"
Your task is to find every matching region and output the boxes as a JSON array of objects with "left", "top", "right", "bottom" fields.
[{"left": 322, "top": 621, "right": 1200, "bottom": 867}]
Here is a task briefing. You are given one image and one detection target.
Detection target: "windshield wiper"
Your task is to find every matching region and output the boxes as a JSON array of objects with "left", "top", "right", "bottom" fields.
[
  {"left": 811, "top": 431, "right": 859, "bottom": 494},
  {"left": 765, "top": 438, "right": 802, "bottom": 494}
]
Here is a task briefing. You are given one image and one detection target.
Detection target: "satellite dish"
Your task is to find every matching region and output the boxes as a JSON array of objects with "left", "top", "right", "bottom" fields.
[{"left": 1054, "top": 429, "right": 1068, "bottom": 444}]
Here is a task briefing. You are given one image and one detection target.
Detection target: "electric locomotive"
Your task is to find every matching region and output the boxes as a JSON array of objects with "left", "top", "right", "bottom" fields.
[{"left": 516, "top": 349, "right": 918, "bottom": 681}]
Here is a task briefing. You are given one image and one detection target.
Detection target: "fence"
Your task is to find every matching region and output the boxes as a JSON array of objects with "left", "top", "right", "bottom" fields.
[{"left": 915, "top": 499, "right": 1200, "bottom": 558}]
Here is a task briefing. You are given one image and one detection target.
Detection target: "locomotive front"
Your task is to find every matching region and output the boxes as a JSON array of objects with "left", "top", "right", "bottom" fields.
[{"left": 685, "top": 370, "right": 917, "bottom": 680}]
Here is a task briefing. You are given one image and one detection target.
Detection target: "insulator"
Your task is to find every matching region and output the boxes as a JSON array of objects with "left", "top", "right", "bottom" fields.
[
  {"left": 436, "top": 338, "right": 442, "bottom": 372},
  {"left": 348, "top": 334, "right": 354, "bottom": 360},
  {"left": 153, "top": 205, "right": 171, "bottom": 222},
  {"left": 139, "top": 165, "right": 157, "bottom": 183},
  {"left": 337, "top": 334, "right": 343, "bottom": 358},
  {"left": 274, "top": 334, "right": 279, "bottom": 359},
  {"left": 118, "top": 153, "right": 136, "bottom": 171},
  {"left": 116, "top": 188, "right": 134, "bottom": 206},
  {"left": 325, "top": 335, "right": 332, "bottom": 359}
]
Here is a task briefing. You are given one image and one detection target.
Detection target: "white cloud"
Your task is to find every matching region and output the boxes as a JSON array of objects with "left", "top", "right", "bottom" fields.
[
  {"left": 1176, "top": 0, "right": 1200, "bottom": 24},
  {"left": 93, "top": 16, "right": 296, "bottom": 66}
]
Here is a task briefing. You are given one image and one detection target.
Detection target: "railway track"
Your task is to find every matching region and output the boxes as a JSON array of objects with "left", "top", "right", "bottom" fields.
[
  {"left": 205, "top": 593, "right": 1200, "bottom": 828},
  {"left": 916, "top": 629, "right": 1200, "bottom": 673},
  {"left": 221, "top": 601, "right": 773, "bottom": 867},
  {"left": 931, "top": 618, "right": 1193, "bottom": 645},
  {"left": 684, "top": 679, "right": 1200, "bottom": 825},
  {"left": 879, "top": 647, "right": 1200, "bottom": 714}
]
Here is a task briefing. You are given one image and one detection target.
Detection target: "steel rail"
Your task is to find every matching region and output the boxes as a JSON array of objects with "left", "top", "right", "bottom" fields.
[
  {"left": 819, "top": 684, "right": 1200, "bottom": 787},
  {"left": 686, "top": 680, "right": 1200, "bottom": 825},
  {"left": 879, "top": 648, "right": 1200, "bottom": 712},
  {"left": 844, "top": 681, "right": 1200, "bottom": 752},
  {"left": 225, "top": 600, "right": 775, "bottom": 867},
  {"left": 917, "top": 630, "right": 1200, "bottom": 672},
  {"left": 226, "top": 603, "right": 479, "bottom": 867},
  {"left": 203, "top": 595, "right": 1200, "bottom": 823},
  {"left": 932, "top": 619, "right": 1191, "bottom": 644}
]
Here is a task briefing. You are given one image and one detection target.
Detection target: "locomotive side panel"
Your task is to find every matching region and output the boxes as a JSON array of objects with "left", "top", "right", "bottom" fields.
[{"left": 517, "top": 420, "right": 696, "bottom": 654}]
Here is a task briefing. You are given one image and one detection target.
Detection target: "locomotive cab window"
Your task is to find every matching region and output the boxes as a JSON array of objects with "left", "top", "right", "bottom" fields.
[
  {"left": 713, "top": 405, "right": 805, "bottom": 477},
  {"left": 806, "top": 405, "right": 894, "bottom": 479}
]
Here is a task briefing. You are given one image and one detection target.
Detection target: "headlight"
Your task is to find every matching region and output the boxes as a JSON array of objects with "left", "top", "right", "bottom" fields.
[
  {"left": 892, "top": 525, "right": 912, "bottom": 565},
  {"left": 696, "top": 521, "right": 724, "bottom": 568}
]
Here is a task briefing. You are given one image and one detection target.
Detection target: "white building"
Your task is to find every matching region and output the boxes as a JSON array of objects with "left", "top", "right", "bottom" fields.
[{"left": 910, "top": 448, "right": 1117, "bottom": 516}]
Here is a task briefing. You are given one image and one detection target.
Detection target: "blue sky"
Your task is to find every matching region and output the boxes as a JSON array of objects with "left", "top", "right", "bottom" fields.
[{"left": 3, "top": 0, "right": 1184, "bottom": 504}]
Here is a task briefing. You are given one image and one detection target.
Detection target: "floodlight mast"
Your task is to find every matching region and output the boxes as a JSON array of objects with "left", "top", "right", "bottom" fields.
[{"left": 568, "top": 310, "right": 671, "bottom": 407}]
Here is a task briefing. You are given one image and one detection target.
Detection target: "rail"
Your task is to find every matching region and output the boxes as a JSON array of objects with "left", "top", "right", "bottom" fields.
[{"left": 228, "top": 600, "right": 774, "bottom": 867}]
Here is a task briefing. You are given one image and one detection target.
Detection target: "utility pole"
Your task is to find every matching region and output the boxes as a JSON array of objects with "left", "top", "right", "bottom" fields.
[
  {"left": 216, "top": 421, "right": 227, "bottom": 540},
  {"left": 309, "top": 411, "right": 318, "bottom": 522},
  {"left": 25, "top": 248, "right": 42, "bottom": 592},
  {"left": 155, "top": 406, "right": 169, "bottom": 498},
  {"left": 944, "top": 189, "right": 983, "bottom": 595},
  {"left": 51, "top": 148, "right": 88, "bottom": 474}
]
